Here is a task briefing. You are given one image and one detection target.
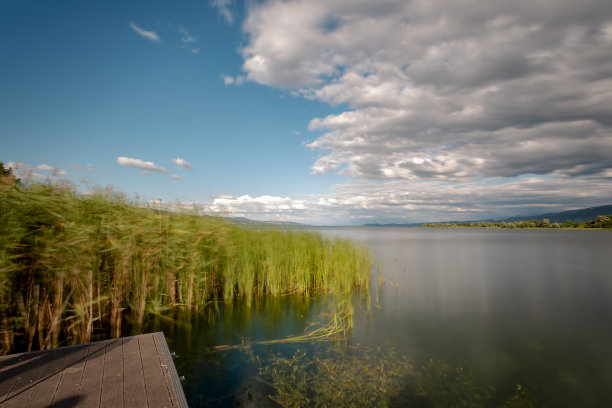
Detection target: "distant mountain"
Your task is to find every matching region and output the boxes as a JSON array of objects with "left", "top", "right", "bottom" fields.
[
  {"left": 361, "top": 204, "right": 612, "bottom": 227},
  {"left": 502, "top": 205, "right": 612, "bottom": 223}
]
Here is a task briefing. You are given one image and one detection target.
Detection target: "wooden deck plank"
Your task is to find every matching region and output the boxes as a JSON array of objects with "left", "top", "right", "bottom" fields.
[
  {"left": 122, "top": 336, "right": 147, "bottom": 408},
  {"left": 50, "top": 345, "right": 89, "bottom": 408},
  {"left": 25, "top": 347, "right": 72, "bottom": 408},
  {"left": 2, "top": 351, "right": 54, "bottom": 408},
  {"left": 139, "top": 334, "right": 174, "bottom": 408},
  {"left": 0, "top": 333, "right": 187, "bottom": 408},
  {"left": 99, "top": 339, "right": 124, "bottom": 407},
  {"left": 76, "top": 341, "right": 106, "bottom": 407},
  {"left": 0, "top": 353, "right": 33, "bottom": 404},
  {"left": 154, "top": 334, "right": 188, "bottom": 408}
]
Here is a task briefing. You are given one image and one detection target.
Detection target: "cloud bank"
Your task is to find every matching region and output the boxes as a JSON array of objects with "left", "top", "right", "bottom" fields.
[
  {"left": 241, "top": 0, "right": 612, "bottom": 183},
  {"left": 226, "top": 0, "right": 612, "bottom": 222},
  {"left": 204, "top": 177, "right": 612, "bottom": 225}
]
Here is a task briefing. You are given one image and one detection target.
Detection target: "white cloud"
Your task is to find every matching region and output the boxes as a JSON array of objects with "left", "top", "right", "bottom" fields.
[
  {"left": 241, "top": 0, "right": 612, "bottom": 183},
  {"left": 169, "top": 174, "right": 183, "bottom": 180},
  {"left": 222, "top": 75, "right": 245, "bottom": 86},
  {"left": 201, "top": 177, "right": 612, "bottom": 225},
  {"left": 178, "top": 27, "right": 197, "bottom": 44},
  {"left": 211, "top": 0, "right": 235, "bottom": 24},
  {"left": 5, "top": 161, "right": 69, "bottom": 182},
  {"left": 117, "top": 156, "right": 167, "bottom": 173},
  {"left": 176, "top": 27, "right": 200, "bottom": 54},
  {"left": 36, "top": 164, "right": 54, "bottom": 172},
  {"left": 172, "top": 157, "right": 193, "bottom": 170},
  {"left": 129, "top": 22, "right": 161, "bottom": 43},
  {"left": 206, "top": 195, "right": 307, "bottom": 220}
]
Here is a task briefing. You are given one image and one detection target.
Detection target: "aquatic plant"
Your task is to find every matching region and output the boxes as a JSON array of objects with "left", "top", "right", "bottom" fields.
[
  {"left": 247, "top": 346, "right": 537, "bottom": 408},
  {"left": 211, "top": 309, "right": 353, "bottom": 353},
  {"left": 0, "top": 171, "right": 371, "bottom": 353}
]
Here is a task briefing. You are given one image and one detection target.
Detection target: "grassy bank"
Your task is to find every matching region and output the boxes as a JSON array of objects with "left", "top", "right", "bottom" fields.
[{"left": 0, "top": 171, "right": 371, "bottom": 354}]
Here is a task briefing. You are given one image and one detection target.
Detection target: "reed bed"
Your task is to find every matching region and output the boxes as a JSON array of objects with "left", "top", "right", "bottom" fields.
[{"left": 0, "top": 175, "right": 371, "bottom": 354}]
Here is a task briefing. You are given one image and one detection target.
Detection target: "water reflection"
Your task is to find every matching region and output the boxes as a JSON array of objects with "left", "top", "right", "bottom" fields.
[
  {"left": 320, "top": 227, "right": 612, "bottom": 407},
  {"left": 141, "top": 228, "right": 612, "bottom": 406}
]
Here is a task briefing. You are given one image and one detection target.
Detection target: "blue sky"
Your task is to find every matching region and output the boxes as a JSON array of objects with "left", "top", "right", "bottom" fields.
[{"left": 2, "top": 0, "right": 612, "bottom": 224}]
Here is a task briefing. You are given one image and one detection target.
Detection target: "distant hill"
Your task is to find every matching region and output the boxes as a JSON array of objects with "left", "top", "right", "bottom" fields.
[
  {"left": 225, "top": 216, "right": 307, "bottom": 227},
  {"left": 361, "top": 204, "right": 612, "bottom": 227},
  {"left": 502, "top": 205, "right": 612, "bottom": 223},
  {"left": 362, "top": 222, "right": 425, "bottom": 227}
]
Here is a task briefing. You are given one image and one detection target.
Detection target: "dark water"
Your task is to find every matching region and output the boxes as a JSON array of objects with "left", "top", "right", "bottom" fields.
[{"left": 146, "top": 228, "right": 612, "bottom": 407}]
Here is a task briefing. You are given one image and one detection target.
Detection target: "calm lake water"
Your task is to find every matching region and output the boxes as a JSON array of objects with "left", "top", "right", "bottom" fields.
[{"left": 144, "top": 228, "right": 612, "bottom": 407}]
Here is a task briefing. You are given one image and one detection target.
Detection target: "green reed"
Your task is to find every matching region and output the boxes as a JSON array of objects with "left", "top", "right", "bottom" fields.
[{"left": 0, "top": 176, "right": 371, "bottom": 354}]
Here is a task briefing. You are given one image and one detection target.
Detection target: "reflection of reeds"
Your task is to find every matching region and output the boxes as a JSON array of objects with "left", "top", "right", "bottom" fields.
[{"left": 0, "top": 179, "right": 371, "bottom": 354}]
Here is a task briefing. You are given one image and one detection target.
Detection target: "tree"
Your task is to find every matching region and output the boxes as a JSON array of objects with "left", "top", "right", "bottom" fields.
[{"left": 0, "top": 162, "right": 21, "bottom": 186}]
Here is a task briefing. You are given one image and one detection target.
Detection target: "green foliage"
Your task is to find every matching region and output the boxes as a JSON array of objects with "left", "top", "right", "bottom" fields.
[
  {"left": 424, "top": 215, "right": 612, "bottom": 229},
  {"left": 0, "top": 178, "right": 371, "bottom": 354}
]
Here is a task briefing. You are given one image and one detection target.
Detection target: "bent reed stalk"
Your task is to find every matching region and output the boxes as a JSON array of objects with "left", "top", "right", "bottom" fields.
[{"left": 0, "top": 178, "right": 371, "bottom": 354}]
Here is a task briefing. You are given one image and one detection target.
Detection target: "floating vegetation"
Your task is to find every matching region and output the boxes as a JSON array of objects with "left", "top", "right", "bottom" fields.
[
  {"left": 211, "top": 310, "right": 352, "bottom": 353},
  {"left": 258, "top": 312, "right": 350, "bottom": 345},
  {"left": 241, "top": 346, "right": 537, "bottom": 408},
  {"left": 0, "top": 166, "right": 371, "bottom": 354}
]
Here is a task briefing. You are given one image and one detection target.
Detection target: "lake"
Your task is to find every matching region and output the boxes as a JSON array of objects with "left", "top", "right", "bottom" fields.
[{"left": 143, "top": 227, "right": 612, "bottom": 407}]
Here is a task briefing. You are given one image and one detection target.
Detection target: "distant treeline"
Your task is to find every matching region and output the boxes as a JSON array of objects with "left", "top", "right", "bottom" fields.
[
  {"left": 424, "top": 215, "right": 612, "bottom": 229},
  {"left": 0, "top": 163, "right": 371, "bottom": 354}
]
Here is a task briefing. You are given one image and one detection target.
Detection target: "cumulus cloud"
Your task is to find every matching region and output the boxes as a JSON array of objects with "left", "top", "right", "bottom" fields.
[
  {"left": 205, "top": 195, "right": 308, "bottom": 221},
  {"left": 129, "top": 23, "right": 161, "bottom": 43},
  {"left": 117, "top": 156, "right": 167, "bottom": 173},
  {"left": 172, "top": 157, "right": 193, "bottom": 170},
  {"left": 241, "top": 0, "right": 612, "bottom": 183},
  {"left": 211, "top": 0, "right": 235, "bottom": 24},
  {"left": 202, "top": 177, "right": 612, "bottom": 225}
]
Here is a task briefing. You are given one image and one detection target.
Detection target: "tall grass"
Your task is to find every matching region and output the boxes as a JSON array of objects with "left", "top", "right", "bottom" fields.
[{"left": 0, "top": 177, "right": 370, "bottom": 354}]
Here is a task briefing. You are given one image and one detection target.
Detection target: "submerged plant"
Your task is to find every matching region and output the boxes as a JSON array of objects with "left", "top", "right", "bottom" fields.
[{"left": 243, "top": 346, "right": 537, "bottom": 408}]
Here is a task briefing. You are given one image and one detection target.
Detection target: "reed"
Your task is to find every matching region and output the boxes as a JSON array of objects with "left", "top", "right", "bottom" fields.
[{"left": 0, "top": 174, "right": 371, "bottom": 354}]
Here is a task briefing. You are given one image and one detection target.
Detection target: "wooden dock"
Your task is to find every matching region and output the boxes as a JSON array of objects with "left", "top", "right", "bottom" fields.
[{"left": 0, "top": 332, "right": 188, "bottom": 408}]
